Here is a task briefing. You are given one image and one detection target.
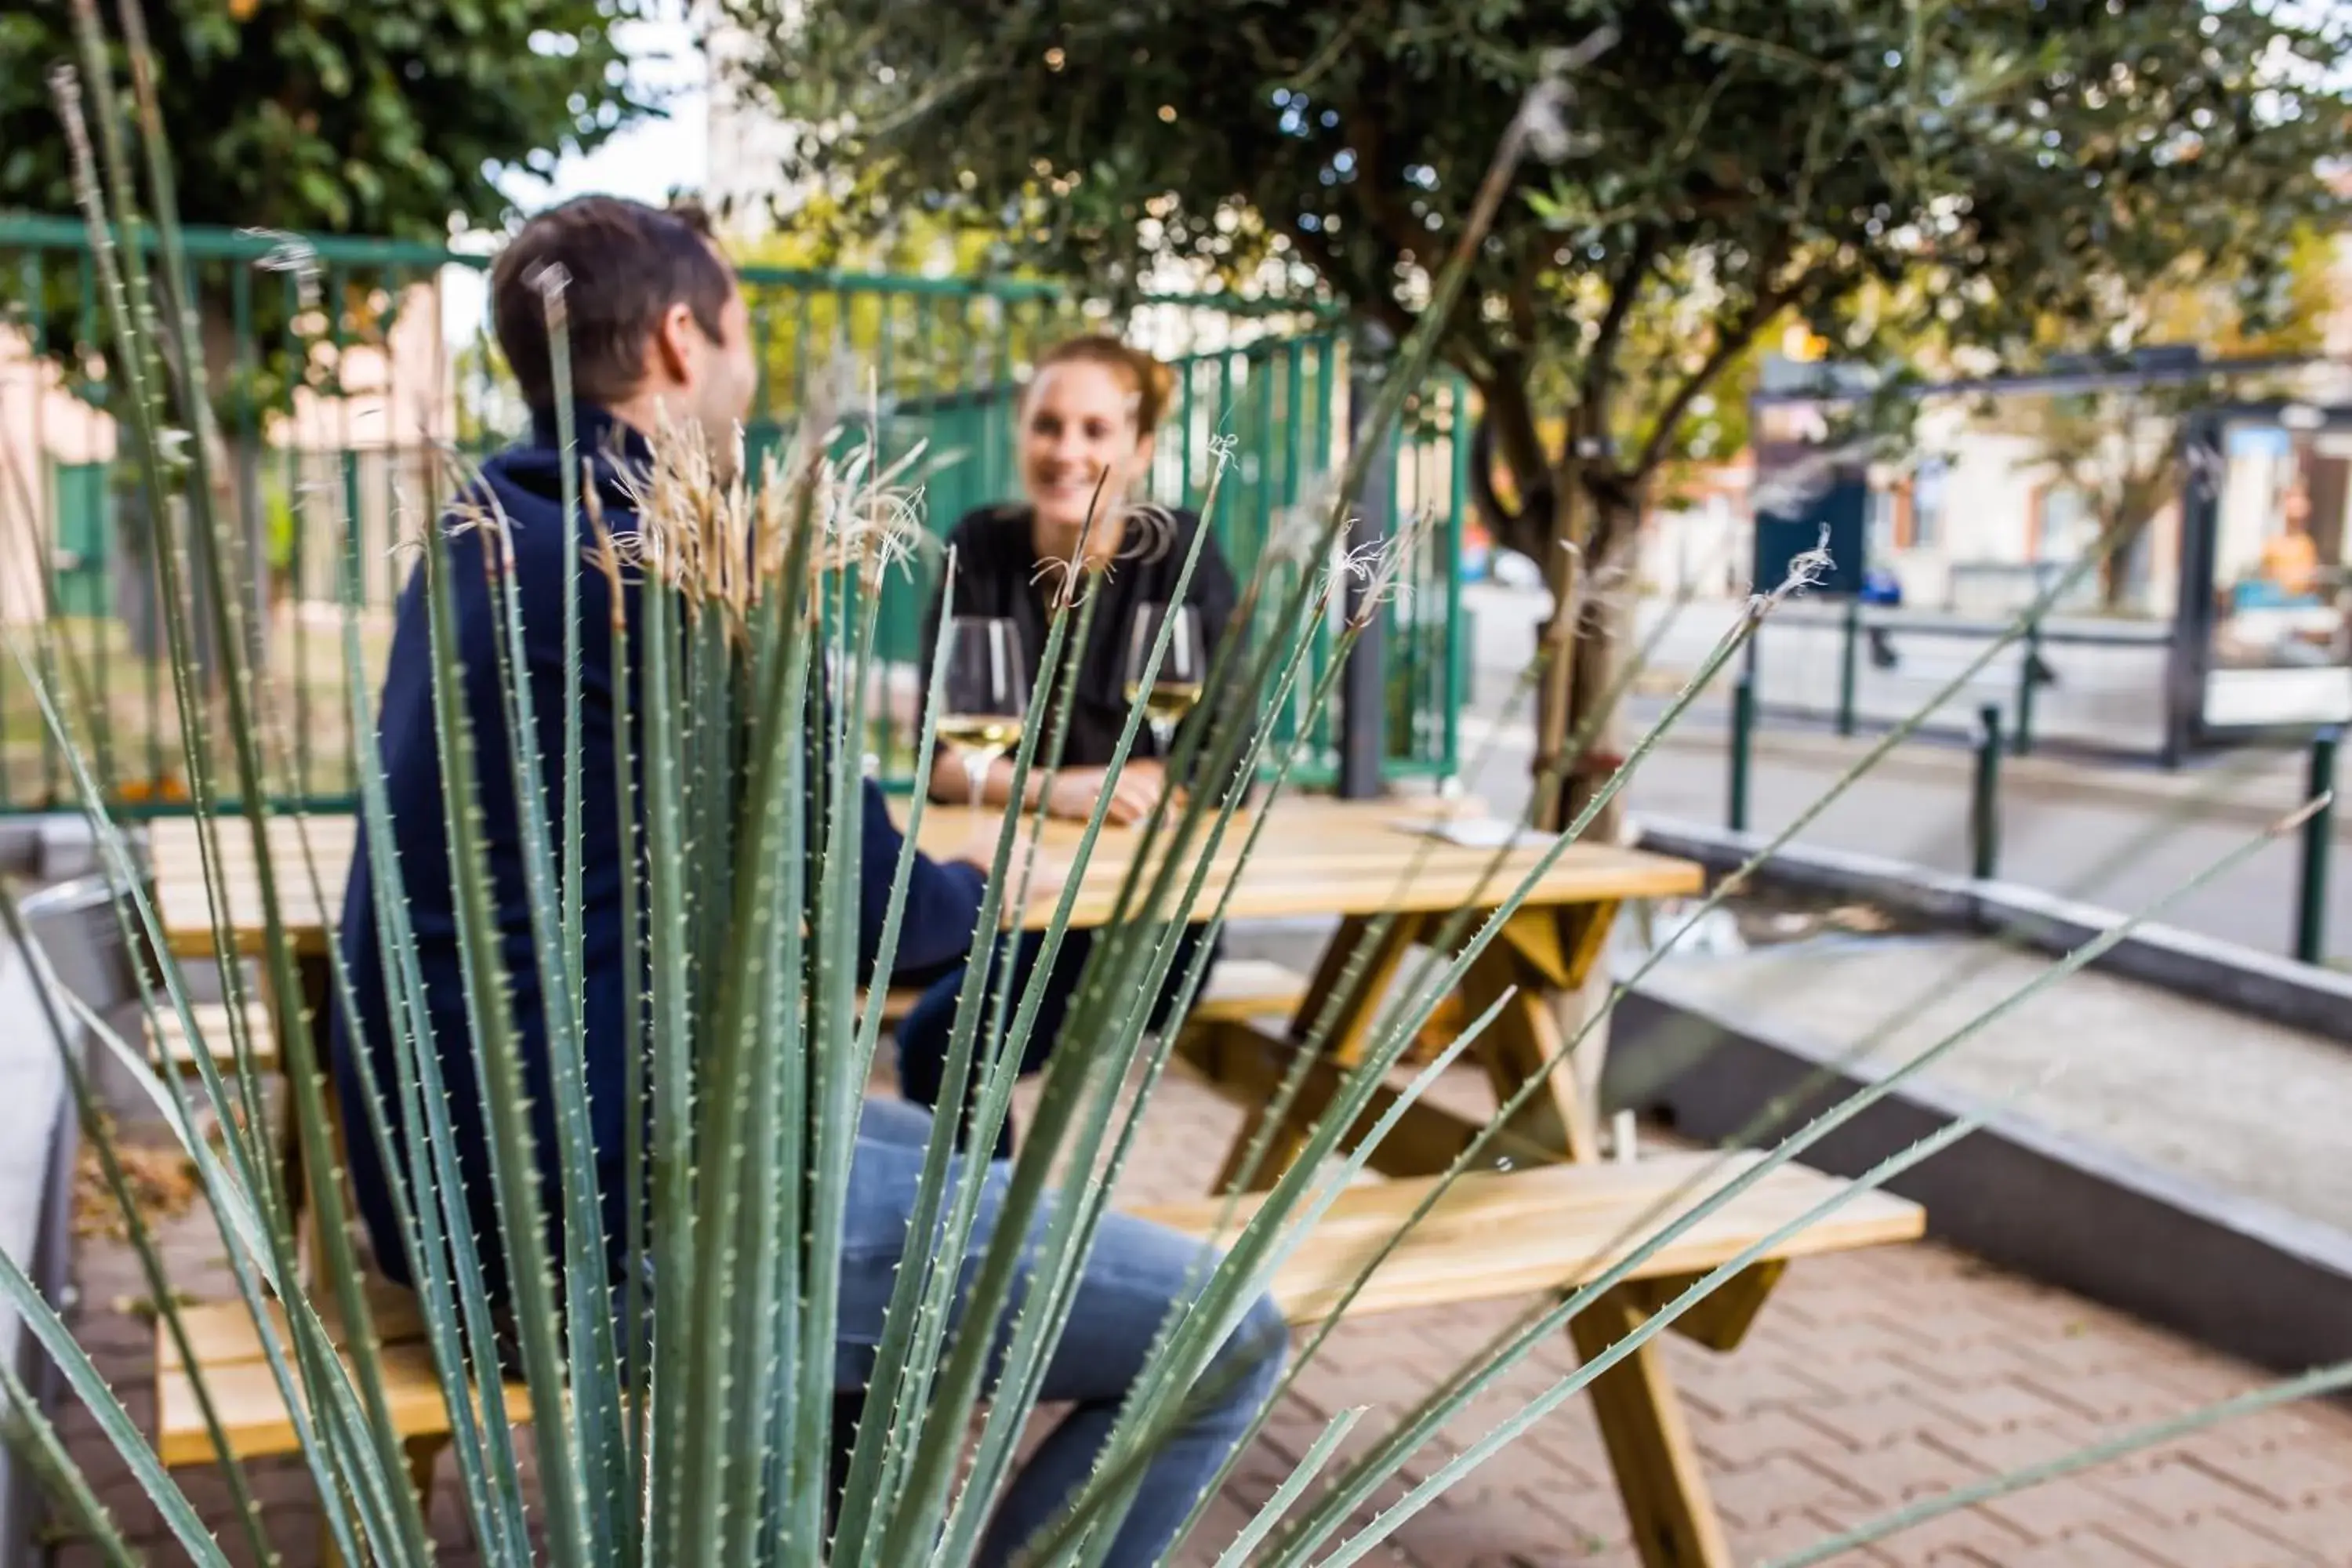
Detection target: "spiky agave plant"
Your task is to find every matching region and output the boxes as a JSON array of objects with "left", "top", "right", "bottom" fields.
[
  {"left": 0, "top": 13, "right": 1609, "bottom": 1566},
  {"left": 13, "top": 7, "right": 2352, "bottom": 1568}
]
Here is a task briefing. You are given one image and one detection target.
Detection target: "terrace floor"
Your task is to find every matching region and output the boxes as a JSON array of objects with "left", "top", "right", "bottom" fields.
[{"left": 49, "top": 1063, "right": 2352, "bottom": 1567}]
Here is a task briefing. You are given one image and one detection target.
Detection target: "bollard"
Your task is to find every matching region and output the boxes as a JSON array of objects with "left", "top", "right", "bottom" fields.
[
  {"left": 1837, "top": 598, "right": 1860, "bottom": 739},
  {"left": 2013, "top": 615, "right": 2043, "bottom": 757},
  {"left": 1970, "top": 702, "right": 2003, "bottom": 881},
  {"left": 2296, "top": 727, "right": 2339, "bottom": 966},
  {"left": 1728, "top": 674, "right": 1755, "bottom": 834}
]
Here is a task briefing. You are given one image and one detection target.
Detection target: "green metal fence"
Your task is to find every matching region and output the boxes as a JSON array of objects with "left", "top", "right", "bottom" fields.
[{"left": 0, "top": 214, "right": 1467, "bottom": 815}]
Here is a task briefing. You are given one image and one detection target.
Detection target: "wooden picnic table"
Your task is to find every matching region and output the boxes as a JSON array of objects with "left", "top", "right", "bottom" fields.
[
  {"left": 150, "top": 799, "right": 1864, "bottom": 1566},
  {"left": 147, "top": 796, "right": 1690, "bottom": 943},
  {"left": 147, "top": 797, "right": 1690, "bottom": 1174},
  {"left": 150, "top": 793, "right": 1696, "bottom": 1156}
]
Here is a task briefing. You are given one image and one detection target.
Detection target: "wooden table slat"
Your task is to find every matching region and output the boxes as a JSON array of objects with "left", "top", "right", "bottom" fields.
[{"left": 148, "top": 802, "right": 1703, "bottom": 955}]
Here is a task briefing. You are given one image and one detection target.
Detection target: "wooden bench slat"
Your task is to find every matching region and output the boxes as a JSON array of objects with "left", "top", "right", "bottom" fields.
[
  {"left": 1186, "top": 960, "right": 1308, "bottom": 1026},
  {"left": 1133, "top": 1152, "right": 1923, "bottom": 1323},
  {"left": 143, "top": 1002, "right": 280, "bottom": 1073},
  {"left": 869, "top": 958, "right": 1304, "bottom": 1033},
  {"left": 155, "top": 1276, "right": 422, "bottom": 1376},
  {"left": 155, "top": 1331, "right": 528, "bottom": 1468},
  {"left": 156, "top": 1151, "right": 1920, "bottom": 1465}
]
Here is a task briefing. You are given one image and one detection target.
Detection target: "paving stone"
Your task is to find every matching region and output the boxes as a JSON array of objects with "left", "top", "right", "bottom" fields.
[{"left": 53, "top": 1065, "right": 2352, "bottom": 1568}]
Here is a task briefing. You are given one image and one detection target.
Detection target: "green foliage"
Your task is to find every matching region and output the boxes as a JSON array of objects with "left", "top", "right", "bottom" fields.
[
  {"left": 726, "top": 188, "right": 1090, "bottom": 433},
  {"left": 739, "top": 0, "right": 2352, "bottom": 579},
  {"left": 0, "top": 0, "right": 655, "bottom": 238},
  {"left": 1, "top": 0, "right": 655, "bottom": 414}
]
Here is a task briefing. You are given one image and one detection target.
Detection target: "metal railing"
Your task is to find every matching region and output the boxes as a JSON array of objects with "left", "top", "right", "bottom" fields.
[
  {"left": 1723, "top": 671, "right": 2343, "bottom": 968},
  {"left": 1748, "top": 598, "right": 2176, "bottom": 760},
  {"left": 0, "top": 216, "right": 1469, "bottom": 815}
]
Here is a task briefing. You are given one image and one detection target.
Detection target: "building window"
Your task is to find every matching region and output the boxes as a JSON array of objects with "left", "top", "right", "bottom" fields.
[{"left": 1911, "top": 458, "right": 1945, "bottom": 549}]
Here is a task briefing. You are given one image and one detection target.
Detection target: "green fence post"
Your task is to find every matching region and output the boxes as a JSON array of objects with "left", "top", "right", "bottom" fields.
[
  {"left": 2014, "top": 615, "right": 2043, "bottom": 757},
  {"left": 1728, "top": 674, "right": 1755, "bottom": 834},
  {"left": 1837, "top": 598, "right": 1860, "bottom": 738},
  {"left": 2296, "top": 726, "right": 2339, "bottom": 966},
  {"left": 1972, "top": 702, "right": 2004, "bottom": 881}
]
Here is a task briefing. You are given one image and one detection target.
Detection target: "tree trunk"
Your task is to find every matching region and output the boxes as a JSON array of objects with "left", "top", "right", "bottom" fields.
[
  {"left": 1532, "top": 484, "right": 1640, "bottom": 839},
  {"left": 1466, "top": 385, "right": 1644, "bottom": 1156},
  {"left": 1531, "top": 479, "right": 1643, "bottom": 1158}
]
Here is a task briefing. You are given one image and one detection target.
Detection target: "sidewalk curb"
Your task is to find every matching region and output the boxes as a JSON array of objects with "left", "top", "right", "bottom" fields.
[
  {"left": 1603, "top": 980, "right": 2352, "bottom": 1383},
  {"left": 1632, "top": 815, "right": 2352, "bottom": 1046}
]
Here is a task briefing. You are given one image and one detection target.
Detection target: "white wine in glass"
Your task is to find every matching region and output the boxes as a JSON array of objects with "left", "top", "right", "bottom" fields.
[
  {"left": 940, "top": 616, "right": 1029, "bottom": 809},
  {"left": 1123, "top": 603, "right": 1205, "bottom": 756}
]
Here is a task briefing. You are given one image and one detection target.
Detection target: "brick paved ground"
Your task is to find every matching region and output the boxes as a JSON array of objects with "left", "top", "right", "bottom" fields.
[{"left": 47, "top": 1065, "right": 2352, "bottom": 1566}]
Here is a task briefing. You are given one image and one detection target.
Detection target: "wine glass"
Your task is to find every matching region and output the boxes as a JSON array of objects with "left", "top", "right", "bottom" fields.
[
  {"left": 1123, "top": 603, "right": 1204, "bottom": 757},
  {"left": 938, "top": 616, "right": 1029, "bottom": 811}
]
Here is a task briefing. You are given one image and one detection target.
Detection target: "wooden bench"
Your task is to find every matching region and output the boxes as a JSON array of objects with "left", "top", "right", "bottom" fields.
[
  {"left": 147, "top": 959, "right": 1303, "bottom": 1069},
  {"left": 155, "top": 1149, "right": 1922, "bottom": 1548},
  {"left": 142, "top": 1001, "right": 280, "bottom": 1074},
  {"left": 874, "top": 957, "right": 1306, "bottom": 1031},
  {"left": 153, "top": 961, "right": 1313, "bottom": 1458}
]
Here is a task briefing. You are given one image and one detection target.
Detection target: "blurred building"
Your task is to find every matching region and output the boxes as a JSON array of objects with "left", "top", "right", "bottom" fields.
[{"left": 697, "top": 4, "right": 815, "bottom": 238}]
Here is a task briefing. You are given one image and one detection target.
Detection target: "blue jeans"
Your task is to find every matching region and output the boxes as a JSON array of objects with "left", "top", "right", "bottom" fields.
[
  {"left": 839, "top": 1096, "right": 1286, "bottom": 1566},
  {"left": 898, "top": 926, "right": 1218, "bottom": 1159}
]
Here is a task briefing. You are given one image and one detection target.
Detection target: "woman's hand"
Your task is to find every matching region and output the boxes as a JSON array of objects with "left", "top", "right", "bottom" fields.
[{"left": 1044, "top": 761, "right": 1166, "bottom": 826}]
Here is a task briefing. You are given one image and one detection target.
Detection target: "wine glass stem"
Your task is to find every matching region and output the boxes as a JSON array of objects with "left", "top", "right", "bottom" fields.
[
  {"left": 1151, "top": 720, "right": 1174, "bottom": 757},
  {"left": 963, "top": 750, "right": 988, "bottom": 813}
]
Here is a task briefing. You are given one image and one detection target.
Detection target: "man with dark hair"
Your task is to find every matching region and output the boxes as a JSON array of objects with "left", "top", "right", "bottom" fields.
[
  {"left": 485, "top": 196, "right": 745, "bottom": 415},
  {"left": 330, "top": 194, "right": 1283, "bottom": 1565}
]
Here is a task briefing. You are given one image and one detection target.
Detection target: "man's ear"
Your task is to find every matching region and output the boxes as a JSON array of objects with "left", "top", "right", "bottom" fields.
[{"left": 648, "top": 300, "right": 698, "bottom": 386}]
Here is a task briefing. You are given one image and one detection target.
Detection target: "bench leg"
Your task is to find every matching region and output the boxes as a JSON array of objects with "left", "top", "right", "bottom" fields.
[
  {"left": 1212, "top": 913, "right": 1423, "bottom": 1194},
  {"left": 315, "top": 1437, "right": 446, "bottom": 1567},
  {"left": 405, "top": 1433, "right": 446, "bottom": 1515},
  {"left": 1566, "top": 1286, "right": 1733, "bottom": 1568}
]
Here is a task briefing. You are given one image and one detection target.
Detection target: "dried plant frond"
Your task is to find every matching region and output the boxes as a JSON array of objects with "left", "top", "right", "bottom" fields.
[
  {"left": 1748, "top": 523, "right": 1835, "bottom": 617},
  {"left": 581, "top": 471, "right": 633, "bottom": 630},
  {"left": 1521, "top": 27, "right": 1617, "bottom": 162},
  {"left": 386, "top": 444, "right": 510, "bottom": 572},
  {"left": 818, "top": 469, "right": 930, "bottom": 583},
  {"left": 237, "top": 227, "right": 324, "bottom": 310},
  {"left": 530, "top": 259, "right": 573, "bottom": 324},
  {"left": 1029, "top": 550, "right": 1086, "bottom": 611},
  {"left": 1116, "top": 501, "right": 1182, "bottom": 568},
  {"left": 1550, "top": 538, "right": 1639, "bottom": 639},
  {"left": 1344, "top": 510, "right": 1436, "bottom": 630},
  {"left": 1319, "top": 509, "right": 1431, "bottom": 630},
  {"left": 1748, "top": 436, "right": 1892, "bottom": 519},
  {"left": 1265, "top": 470, "right": 1348, "bottom": 572},
  {"left": 630, "top": 408, "right": 750, "bottom": 605},
  {"left": 797, "top": 397, "right": 934, "bottom": 586}
]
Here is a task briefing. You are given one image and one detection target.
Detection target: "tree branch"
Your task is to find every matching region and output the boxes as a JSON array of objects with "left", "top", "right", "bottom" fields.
[
  {"left": 1578, "top": 228, "right": 1661, "bottom": 417},
  {"left": 1632, "top": 245, "right": 1817, "bottom": 478},
  {"left": 1470, "top": 363, "right": 1554, "bottom": 559}
]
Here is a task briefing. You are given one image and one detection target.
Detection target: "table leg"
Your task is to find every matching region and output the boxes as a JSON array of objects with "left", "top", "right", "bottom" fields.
[
  {"left": 289, "top": 953, "right": 340, "bottom": 1280},
  {"left": 1211, "top": 913, "right": 1424, "bottom": 1194},
  {"left": 1459, "top": 913, "right": 1602, "bottom": 1165},
  {"left": 1567, "top": 1285, "right": 1733, "bottom": 1568}
]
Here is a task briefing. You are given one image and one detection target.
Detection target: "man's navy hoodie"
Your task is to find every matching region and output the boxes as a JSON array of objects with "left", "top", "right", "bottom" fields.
[{"left": 330, "top": 406, "right": 987, "bottom": 1301}]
